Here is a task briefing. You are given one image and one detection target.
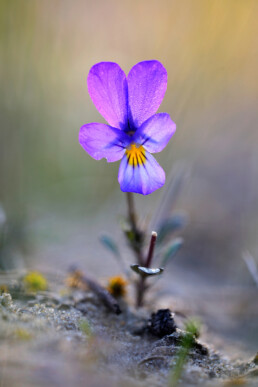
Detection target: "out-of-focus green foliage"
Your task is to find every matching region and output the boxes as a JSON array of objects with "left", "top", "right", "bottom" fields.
[
  {"left": 169, "top": 319, "right": 202, "bottom": 386},
  {"left": 160, "top": 237, "right": 184, "bottom": 267},
  {"left": 184, "top": 318, "right": 201, "bottom": 339},
  {"left": 79, "top": 319, "right": 92, "bottom": 337},
  {"left": 99, "top": 234, "right": 121, "bottom": 259},
  {"left": 157, "top": 214, "right": 188, "bottom": 245},
  {"left": 23, "top": 271, "right": 48, "bottom": 292}
]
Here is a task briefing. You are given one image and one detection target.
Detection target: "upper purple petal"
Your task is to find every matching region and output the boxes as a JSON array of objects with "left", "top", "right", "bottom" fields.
[
  {"left": 118, "top": 150, "right": 165, "bottom": 195},
  {"left": 87, "top": 62, "right": 128, "bottom": 130},
  {"left": 79, "top": 123, "right": 130, "bottom": 162},
  {"left": 133, "top": 113, "right": 176, "bottom": 154},
  {"left": 127, "top": 60, "right": 167, "bottom": 129}
]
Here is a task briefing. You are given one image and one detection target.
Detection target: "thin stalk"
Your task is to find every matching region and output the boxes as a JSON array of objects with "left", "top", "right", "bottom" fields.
[
  {"left": 136, "top": 276, "right": 147, "bottom": 308},
  {"left": 126, "top": 194, "right": 159, "bottom": 307},
  {"left": 145, "top": 231, "right": 157, "bottom": 268},
  {"left": 126, "top": 192, "right": 137, "bottom": 234},
  {"left": 136, "top": 231, "right": 158, "bottom": 307},
  {"left": 126, "top": 192, "right": 144, "bottom": 266}
]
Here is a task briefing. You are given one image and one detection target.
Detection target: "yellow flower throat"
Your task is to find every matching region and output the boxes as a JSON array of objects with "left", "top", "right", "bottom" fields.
[{"left": 125, "top": 143, "right": 146, "bottom": 167}]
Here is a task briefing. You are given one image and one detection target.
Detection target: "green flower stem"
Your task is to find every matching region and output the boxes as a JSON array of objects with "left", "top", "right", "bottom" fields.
[
  {"left": 126, "top": 192, "right": 137, "bottom": 234},
  {"left": 126, "top": 192, "right": 144, "bottom": 266},
  {"left": 136, "top": 276, "right": 147, "bottom": 308},
  {"left": 126, "top": 192, "right": 147, "bottom": 307}
]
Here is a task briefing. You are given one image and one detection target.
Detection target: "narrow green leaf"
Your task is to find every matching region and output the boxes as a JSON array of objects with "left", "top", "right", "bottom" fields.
[
  {"left": 161, "top": 237, "right": 183, "bottom": 267},
  {"left": 157, "top": 213, "right": 188, "bottom": 245},
  {"left": 99, "top": 234, "right": 120, "bottom": 259}
]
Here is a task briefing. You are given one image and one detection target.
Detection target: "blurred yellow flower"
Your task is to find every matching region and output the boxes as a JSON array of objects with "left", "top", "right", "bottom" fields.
[
  {"left": 107, "top": 276, "right": 127, "bottom": 298},
  {"left": 23, "top": 271, "right": 48, "bottom": 292}
]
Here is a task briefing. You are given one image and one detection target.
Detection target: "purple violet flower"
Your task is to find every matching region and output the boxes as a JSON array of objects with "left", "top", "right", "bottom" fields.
[{"left": 79, "top": 60, "right": 176, "bottom": 195}]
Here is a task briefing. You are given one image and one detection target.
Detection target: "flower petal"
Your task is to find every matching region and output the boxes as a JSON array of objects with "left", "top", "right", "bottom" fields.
[
  {"left": 133, "top": 113, "right": 176, "bottom": 154},
  {"left": 87, "top": 62, "right": 128, "bottom": 130},
  {"left": 127, "top": 60, "right": 167, "bottom": 129},
  {"left": 79, "top": 123, "right": 130, "bottom": 162},
  {"left": 118, "top": 149, "right": 165, "bottom": 195}
]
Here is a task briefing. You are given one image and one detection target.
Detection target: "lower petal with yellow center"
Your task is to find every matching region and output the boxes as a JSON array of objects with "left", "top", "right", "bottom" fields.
[{"left": 125, "top": 143, "right": 146, "bottom": 167}]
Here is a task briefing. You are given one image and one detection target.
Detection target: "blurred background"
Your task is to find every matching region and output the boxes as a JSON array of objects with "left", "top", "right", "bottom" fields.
[{"left": 0, "top": 0, "right": 258, "bottom": 352}]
